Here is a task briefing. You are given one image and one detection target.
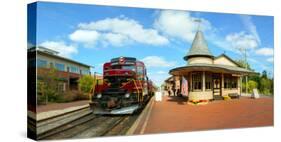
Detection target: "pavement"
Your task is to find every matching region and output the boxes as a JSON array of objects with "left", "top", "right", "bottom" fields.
[
  {"left": 132, "top": 95, "right": 273, "bottom": 135},
  {"left": 28, "top": 100, "right": 90, "bottom": 121},
  {"left": 36, "top": 100, "right": 89, "bottom": 113}
]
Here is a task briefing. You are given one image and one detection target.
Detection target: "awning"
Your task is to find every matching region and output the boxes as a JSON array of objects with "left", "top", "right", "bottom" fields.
[{"left": 169, "top": 63, "right": 257, "bottom": 76}]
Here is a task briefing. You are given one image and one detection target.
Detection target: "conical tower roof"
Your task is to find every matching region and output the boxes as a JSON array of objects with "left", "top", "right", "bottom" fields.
[{"left": 184, "top": 30, "right": 213, "bottom": 61}]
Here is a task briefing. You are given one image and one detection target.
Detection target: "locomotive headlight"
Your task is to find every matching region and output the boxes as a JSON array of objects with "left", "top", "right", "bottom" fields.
[
  {"left": 97, "top": 93, "right": 102, "bottom": 99},
  {"left": 125, "top": 93, "right": 130, "bottom": 98}
]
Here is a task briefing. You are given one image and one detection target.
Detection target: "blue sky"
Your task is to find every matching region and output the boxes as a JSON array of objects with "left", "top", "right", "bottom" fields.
[{"left": 28, "top": 2, "right": 274, "bottom": 86}]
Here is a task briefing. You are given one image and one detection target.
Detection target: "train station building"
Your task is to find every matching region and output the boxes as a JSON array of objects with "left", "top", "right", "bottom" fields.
[{"left": 169, "top": 30, "right": 255, "bottom": 101}]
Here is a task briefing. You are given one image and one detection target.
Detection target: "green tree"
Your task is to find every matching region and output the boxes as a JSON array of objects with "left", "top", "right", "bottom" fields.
[
  {"left": 247, "top": 80, "right": 258, "bottom": 93},
  {"left": 78, "top": 75, "right": 94, "bottom": 94},
  {"left": 260, "top": 77, "right": 272, "bottom": 95},
  {"left": 236, "top": 58, "right": 274, "bottom": 96},
  {"left": 261, "top": 70, "right": 268, "bottom": 79},
  {"left": 37, "top": 67, "right": 62, "bottom": 104}
]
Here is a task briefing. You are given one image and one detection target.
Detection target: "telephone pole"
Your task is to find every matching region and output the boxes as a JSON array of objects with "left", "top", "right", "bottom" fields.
[
  {"left": 244, "top": 48, "right": 248, "bottom": 96},
  {"left": 239, "top": 47, "right": 248, "bottom": 95}
]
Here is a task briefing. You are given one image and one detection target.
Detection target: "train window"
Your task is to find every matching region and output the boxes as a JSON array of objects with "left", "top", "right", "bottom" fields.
[
  {"left": 137, "top": 66, "right": 144, "bottom": 80},
  {"left": 137, "top": 66, "right": 143, "bottom": 74},
  {"left": 111, "top": 65, "right": 121, "bottom": 69},
  {"left": 122, "top": 65, "right": 136, "bottom": 71},
  {"left": 111, "top": 65, "right": 136, "bottom": 71}
]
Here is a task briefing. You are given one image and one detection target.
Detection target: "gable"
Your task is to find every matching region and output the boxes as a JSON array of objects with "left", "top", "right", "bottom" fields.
[{"left": 214, "top": 56, "right": 238, "bottom": 67}]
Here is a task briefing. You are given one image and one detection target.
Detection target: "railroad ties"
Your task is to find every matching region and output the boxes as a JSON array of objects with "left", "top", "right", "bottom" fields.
[{"left": 28, "top": 103, "right": 148, "bottom": 140}]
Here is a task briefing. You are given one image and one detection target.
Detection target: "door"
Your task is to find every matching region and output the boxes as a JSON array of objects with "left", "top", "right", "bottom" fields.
[{"left": 213, "top": 74, "right": 221, "bottom": 96}]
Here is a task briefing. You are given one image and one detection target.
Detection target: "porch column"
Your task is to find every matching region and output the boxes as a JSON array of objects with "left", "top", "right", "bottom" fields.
[
  {"left": 240, "top": 76, "right": 242, "bottom": 96},
  {"left": 203, "top": 71, "right": 205, "bottom": 91},
  {"left": 189, "top": 73, "right": 192, "bottom": 92},
  {"left": 221, "top": 73, "right": 224, "bottom": 96}
]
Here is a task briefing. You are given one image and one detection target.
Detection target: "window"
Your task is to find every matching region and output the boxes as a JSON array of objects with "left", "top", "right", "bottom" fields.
[
  {"left": 57, "top": 83, "right": 66, "bottom": 92},
  {"left": 205, "top": 72, "right": 212, "bottom": 90},
  {"left": 137, "top": 66, "right": 144, "bottom": 80},
  {"left": 224, "top": 74, "right": 237, "bottom": 89},
  {"left": 81, "top": 69, "right": 90, "bottom": 75},
  {"left": 55, "top": 63, "right": 65, "bottom": 71},
  {"left": 231, "top": 77, "right": 238, "bottom": 88},
  {"left": 224, "top": 74, "right": 231, "bottom": 89},
  {"left": 70, "top": 66, "right": 79, "bottom": 73},
  {"left": 122, "top": 65, "right": 136, "bottom": 71},
  {"left": 37, "top": 59, "right": 47, "bottom": 68},
  {"left": 192, "top": 72, "right": 202, "bottom": 91},
  {"left": 111, "top": 65, "right": 136, "bottom": 71}
]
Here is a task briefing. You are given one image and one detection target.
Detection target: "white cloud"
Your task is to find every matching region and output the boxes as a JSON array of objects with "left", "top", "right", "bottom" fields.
[
  {"left": 225, "top": 32, "right": 258, "bottom": 50},
  {"left": 39, "top": 41, "right": 78, "bottom": 57},
  {"left": 69, "top": 30, "right": 100, "bottom": 46},
  {"left": 75, "top": 17, "right": 169, "bottom": 46},
  {"left": 240, "top": 15, "right": 261, "bottom": 44},
  {"left": 102, "top": 33, "right": 129, "bottom": 46},
  {"left": 255, "top": 47, "right": 274, "bottom": 56},
  {"left": 154, "top": 10, "right": 212, "bottom": 42},
  {"left": 141, "top": 56, "right": 176, "bottom": 68},
  {"left": 266, "top": 57, "right": 273, "bottom": 62},
  {"left": 205, "top": 31, "right": 260, "bottom": 54},
  {"left": 210, "top": 16, "right": 263, "bottom": 56}
]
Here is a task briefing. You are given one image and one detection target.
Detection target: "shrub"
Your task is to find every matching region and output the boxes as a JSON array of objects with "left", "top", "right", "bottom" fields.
[
  {"left": 260, "top": 78, "right": 273, "bottom": 95},
  {"left": 76, "top": 92, "right": 89, "bottom": 100},
  {"left": 58, "top": 91, "right": 77, "bottom": 103},
  {"left": 248, "top": 80, "right": 258, "bottom": 94},
  {"left": 242, "top": 80, "right": 258, "bottom": 94}
]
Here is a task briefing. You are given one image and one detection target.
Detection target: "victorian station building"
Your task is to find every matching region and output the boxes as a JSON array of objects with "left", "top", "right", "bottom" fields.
[{"left": 169, "top": 30, "right": 255, "bottom": 101}]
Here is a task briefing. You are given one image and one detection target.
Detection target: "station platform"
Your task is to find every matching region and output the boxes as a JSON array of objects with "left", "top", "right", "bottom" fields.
[
  {"left": 28, "top": 100, "right": 89, "bottom": 121},
  {"left": 36, "top": 100, "right": 89, "bottom": 113},
  {"left": 129, "top": 95, "right": 273, "bottom": 135}
]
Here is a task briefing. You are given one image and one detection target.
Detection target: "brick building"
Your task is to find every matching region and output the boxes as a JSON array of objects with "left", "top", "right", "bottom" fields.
[{"left": 28, "top": 46, "right": 92, "bottom": 92}]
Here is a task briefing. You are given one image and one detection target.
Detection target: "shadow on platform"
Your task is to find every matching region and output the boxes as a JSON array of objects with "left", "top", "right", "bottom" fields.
[{"left": 166, "top": 96, "right": 188, "bottom": 105}]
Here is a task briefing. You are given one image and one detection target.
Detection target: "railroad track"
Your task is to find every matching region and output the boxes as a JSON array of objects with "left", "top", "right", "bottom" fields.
[
  {"left": 28, "top": 106, "right": 93, "bottom": 140},
  {"left": 41, "top": 114, "right": 138, "bottom": 140},
  {"left": 28, "top": 108, "right": 139, "bottom": 140},
  {"left": 28, "top": 98, "right": 152, "bottom": 140}
]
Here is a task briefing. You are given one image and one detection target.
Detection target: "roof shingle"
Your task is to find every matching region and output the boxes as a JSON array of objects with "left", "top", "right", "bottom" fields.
[{"left": 184, "top": 30, "right": 213, "bottom": 60}]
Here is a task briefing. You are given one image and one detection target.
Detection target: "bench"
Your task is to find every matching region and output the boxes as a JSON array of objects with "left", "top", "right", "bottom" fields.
[{"left": 228, "top": 93, "right": 240, "bottom": 99}]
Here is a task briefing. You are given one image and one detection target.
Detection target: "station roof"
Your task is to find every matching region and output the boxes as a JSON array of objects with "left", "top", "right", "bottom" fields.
[
  {"left": 38, "top": 50, "right": 93, "bottom": 68},
  {"left": 29, "top": 47, "right": 93, "bottom": 68},
  {"left": 169, "top": 63, "right": 257, "bottom": 76},
  {"left": 184, "top": 30, "right": 214, "bottom": 60}
]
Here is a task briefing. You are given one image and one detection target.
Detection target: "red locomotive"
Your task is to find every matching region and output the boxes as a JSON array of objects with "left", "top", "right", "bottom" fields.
[{"left": 90, "top": 57, "right": 155, "bottom": 114}]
